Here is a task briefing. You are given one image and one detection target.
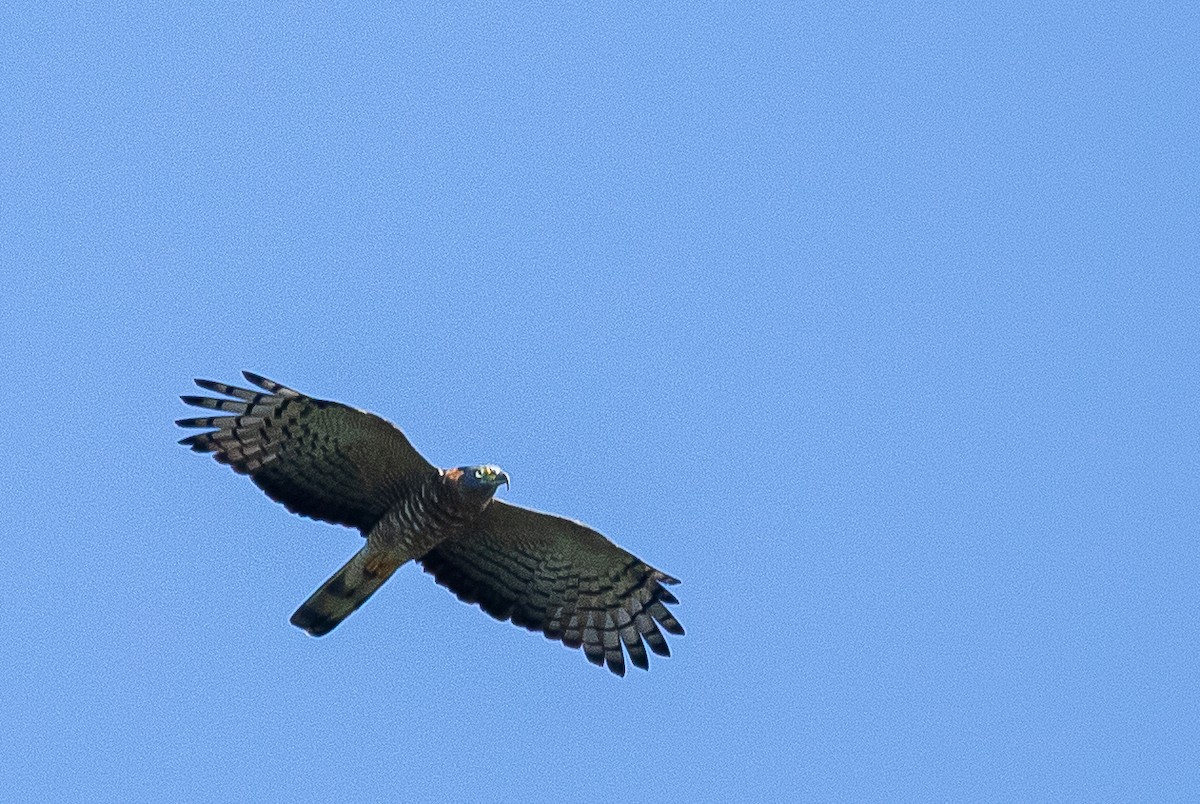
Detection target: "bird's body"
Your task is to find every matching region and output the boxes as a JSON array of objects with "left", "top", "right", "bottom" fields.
[{"left": 177, "top": 372, "right": 683, "bottom": 675}]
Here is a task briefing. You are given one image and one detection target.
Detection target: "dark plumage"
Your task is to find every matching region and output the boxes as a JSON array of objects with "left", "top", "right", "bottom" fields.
[{"left": 177, "top": 372, "right": 683, "bottom": 676}]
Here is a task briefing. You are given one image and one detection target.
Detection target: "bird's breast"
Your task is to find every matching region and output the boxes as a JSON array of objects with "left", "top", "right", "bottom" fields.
[{"left": 370, "top": 483, "right": 473, "bottom": 558}]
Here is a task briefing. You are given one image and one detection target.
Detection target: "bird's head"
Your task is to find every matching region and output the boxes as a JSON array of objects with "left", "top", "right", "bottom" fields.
[{"left": 445, "top": 464, "right": 510, "bottom": 509}]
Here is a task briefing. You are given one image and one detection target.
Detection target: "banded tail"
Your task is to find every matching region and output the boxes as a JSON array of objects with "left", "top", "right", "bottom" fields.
[{"left": 291, "top": 547, "right": 403, "bottom": 636}]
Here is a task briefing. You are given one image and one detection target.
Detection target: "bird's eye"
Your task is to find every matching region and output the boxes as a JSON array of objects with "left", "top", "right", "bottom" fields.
[{"left": 474, "top": 469, "right": 484, "bottom": 479}]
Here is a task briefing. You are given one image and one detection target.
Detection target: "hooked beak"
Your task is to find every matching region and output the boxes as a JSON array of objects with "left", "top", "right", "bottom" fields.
[{"left": 496, "top": 471, "right": 510, "bottom": 490}]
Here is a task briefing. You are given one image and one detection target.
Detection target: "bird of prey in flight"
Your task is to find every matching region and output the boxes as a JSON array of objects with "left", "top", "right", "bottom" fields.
[{"left": 177, "top": 372, "right": 683, "bottom": 676}]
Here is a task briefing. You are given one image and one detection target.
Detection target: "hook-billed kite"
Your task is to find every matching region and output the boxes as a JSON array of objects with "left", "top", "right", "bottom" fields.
[{"left": 176, "top": 372, "right": 683, "bottom": 676}]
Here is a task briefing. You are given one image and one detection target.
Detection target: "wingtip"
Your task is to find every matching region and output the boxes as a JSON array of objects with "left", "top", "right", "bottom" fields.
[
  {"left": 660, "top": 619, "right": 685, "bottom": 637},
  {"left": 192, "top": 378, "right": 225, "bottom": 395}
]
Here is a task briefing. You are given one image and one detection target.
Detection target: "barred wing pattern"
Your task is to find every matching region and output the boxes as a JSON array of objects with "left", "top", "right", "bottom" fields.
[
  {"left": 419, "top": 500, "right": 684, "bottom": 676},
  {"left": 177, "top": 372, "right": 436, "bottom": 532}
]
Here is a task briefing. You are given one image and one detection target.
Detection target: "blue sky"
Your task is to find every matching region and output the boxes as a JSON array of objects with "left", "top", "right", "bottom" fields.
[{"left": 2, "top": 3, "right": 1197, "bottom": 801}]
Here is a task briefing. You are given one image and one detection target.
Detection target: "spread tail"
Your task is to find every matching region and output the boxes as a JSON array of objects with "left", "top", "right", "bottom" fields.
[{"left": 291, "top": 547, "right": 402, "bottom": 636}]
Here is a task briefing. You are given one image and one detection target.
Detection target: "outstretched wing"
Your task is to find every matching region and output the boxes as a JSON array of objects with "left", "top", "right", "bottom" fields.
[
  {"left": 177, "top": 372, "right": 437, "bottom": 532},
  {"left": 418, "top": 500, "right": 683, "bottom": 676}
]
